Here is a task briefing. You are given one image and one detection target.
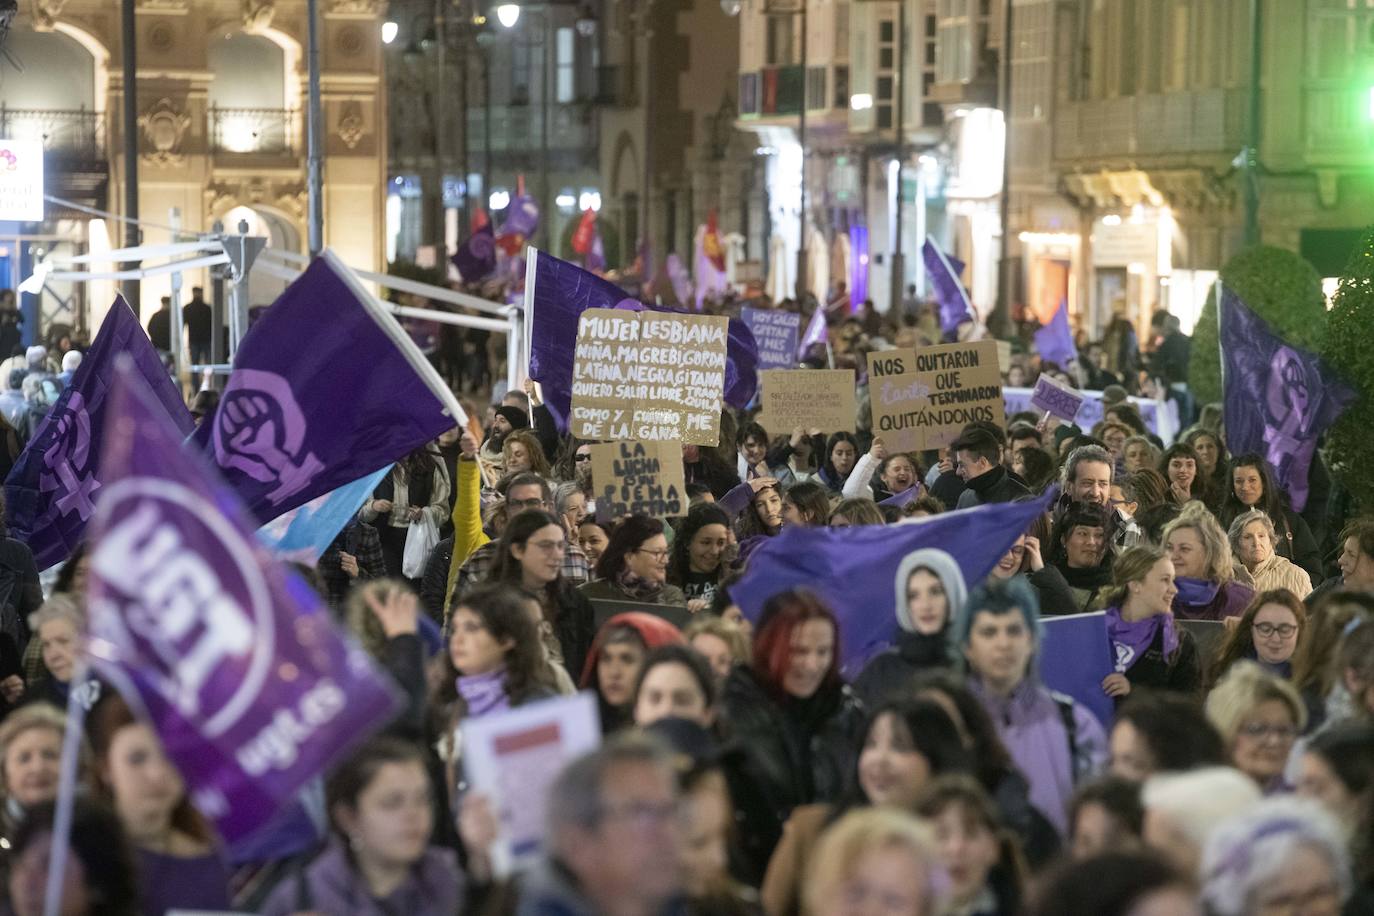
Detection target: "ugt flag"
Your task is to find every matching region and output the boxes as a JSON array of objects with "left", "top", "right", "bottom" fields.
[
  {"left": 922, "top": 239, "right": 975, "bottom": 339},
  {"left": 526, "top": 248, "right": 758, "bottom": 433},
  {"left": 1034, "top": 299, "right": 1078, "bottom": 370},
  {"left": 733, "top": 489, "right": 1056, "bottom": 676},
  {"left": 5, "top": 297, "right": 193, "bottom": 570},
  {"left": 86, "top": 357, "right": 399, "bottom": 850},
  {"left": 1220, "top": 284, "right": 1356, "bottom": 512},
  {"left": 192, "top": 250, "right": 465, "bottom": 524}
]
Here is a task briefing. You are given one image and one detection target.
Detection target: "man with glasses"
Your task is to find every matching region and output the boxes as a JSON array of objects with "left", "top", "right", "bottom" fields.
[
  {"left": 520, "top": 734, "right": 686, "bottom": 915},
  {"left": 455, "top": 472, "right": 590, "bottom": 595}
]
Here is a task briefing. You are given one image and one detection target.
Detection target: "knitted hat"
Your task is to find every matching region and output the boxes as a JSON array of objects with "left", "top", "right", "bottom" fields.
[{"left": 494, "top": 405, "right": 530, "bottom": 430}]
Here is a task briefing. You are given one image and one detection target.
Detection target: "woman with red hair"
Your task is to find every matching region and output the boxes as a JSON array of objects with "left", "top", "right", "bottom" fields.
[
  {"left": 720, "top": 588, "right": 864, "bottom": 879},
  {"left": 579, "top": 612, "right": 684, "bottom": 734}
]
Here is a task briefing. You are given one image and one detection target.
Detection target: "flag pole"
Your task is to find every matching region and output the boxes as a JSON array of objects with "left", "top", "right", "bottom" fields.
[
  {"left": 1215, "top": 277, "right": 1226, "bottom": 392},
  {"left": 41, "top": 662, "right": 91, "bottom": 916}
]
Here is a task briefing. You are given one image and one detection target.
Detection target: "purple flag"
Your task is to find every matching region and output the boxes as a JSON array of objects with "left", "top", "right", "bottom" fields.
[
  {"left": 451, "top": 223, "right": 496, "bottom": 282},
  {"left": 586, "top": 226, "right": 606, "bottom": 273},
  {"left": 1034, "top": 299, "right": 1078, "bottom": 370},
  {"left": 1220, "top": 285, "right": 1356, "bottom": 512},
  {"left": 666, "top": 253, "right": 693, "bottom": 308},
  {"left": 4, "top": 297, "right": 193, "bottom": 570},
  {"left": 733, "top": 488, "right": 1056, "bottom": 676},
  {"left": 878, "top": 486, "right": 921, "bottom": 508},
  {"left": 797, "top": 305, "right": 828, "bottom": 359},
  {"left": 526, "top": 249, "right": 758, "bottom": 433},
  {"left": 85, "top": 357, "right": 400, "bottom": 850},
  {"left": 191, "top": 251, "right": 465, "bottom": 524},
  {"left": 922, "top": 239, "right": 975, "bottom": 338}
]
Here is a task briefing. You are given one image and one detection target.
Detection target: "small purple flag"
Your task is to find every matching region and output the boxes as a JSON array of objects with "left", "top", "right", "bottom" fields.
[
  {"left": 666, "top": 253, "right": 693, "bottom": 308},
  {"left": 496, "top": 195, "right": 541, "bottom": 255},
  {"left": 451, "top": 223, "right": 496, "bottom": 282},
  {"left": 922, "top": 239, "right": 975, "bottom": 339},
  {"left": 1034, "top": 299, "right": 1078, "bottom": 370},
  {"left": 526, "top": 249, "right": 758, "bottom": 433},
  {"left": 4, "top": 297, "right": 193, "bottom": 570},
  {"left": 85, "top": 357, "right": 400, "bottom": 851},
  {"left": 797, "top": 305, "right": 828, "bottom": 359},
  {"left": 191, "top": 251, "right": 465, "bottom": 524},
  {"left": 734, "top": 488, "right": 1056, "bottom": 676},
  {"left": 1220, "top": 285, "right": 1356, "bottom": 512},
  {"left": 879, "top": 486, "right": 921, "bottom": 508}
]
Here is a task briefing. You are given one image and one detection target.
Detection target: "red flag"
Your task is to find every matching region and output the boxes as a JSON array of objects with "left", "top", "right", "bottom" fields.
[
  {"left": 571, "top": 209, "right": 597, "bottom": 256},
  {"left": 703, "top": 210, "right": 725, "bottom": 272}
]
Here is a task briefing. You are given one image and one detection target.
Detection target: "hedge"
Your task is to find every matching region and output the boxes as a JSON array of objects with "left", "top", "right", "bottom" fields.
[
  {"left": 1188, "top": 245, "right": 1328, "bottom": 406},
  {"left": 1323, "top": 226, "right": 1374, "bottom": 508}
]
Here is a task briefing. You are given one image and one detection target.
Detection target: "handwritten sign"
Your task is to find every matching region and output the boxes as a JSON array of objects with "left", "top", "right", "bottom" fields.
[
  {"left": 743, "top": 307, "right": 802, "bottom": 370},
  {"left": 591, "top": 441, "right": 688, "bottom": 518},
  {"left": 571, "top": 308, "right": 729, "bottom": 446},
  {"left": 757, "top": 369, "right": 856, "bottom": 435},
  {"left": 1031, "top": 374, "right": 1085, "bottom": 422},
  {"left": 868, "top": 341, "right": 1005, "bottom": 452}
]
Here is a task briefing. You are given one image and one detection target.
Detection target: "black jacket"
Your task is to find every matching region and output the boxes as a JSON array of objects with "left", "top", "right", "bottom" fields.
[
  {"left": 956, "top": 465, "right": 1031, "bottom": 509},
  {"left": 1120, "top": 627, "right": 1202, "bottom": 704},
  {"left": 419, "top": 536, "right": 454, "bottom": 623},
  {"left": 851, "top": 630, "right": 952, "bottom": 707},
  {"left": 548, "top": 581, "right": 596, "bottom": 681},
  {"left": 1027, "top": 566, "right": 1082, "bottom": 617},
  {"left": 720, "top": 667, "right": 865, "bottom": 874}
]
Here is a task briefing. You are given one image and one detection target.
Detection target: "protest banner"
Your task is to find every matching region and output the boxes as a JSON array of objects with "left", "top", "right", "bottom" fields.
[
  {"left": 995, "top": 339, "right": 1012, "bottom": 372},
  {"left": 757, "top": 368, "right": 856, "bottom": 435},
  {"left": 461, "top": 692, "right": 601, "bottom": 877},
  {"left": 1031, "top": 374, "right": 1086, "bottom": 422},
  {"left": 590, "top": 440, "right": 688, "bottom": 518},
  {"left": 867, "top": 340, "right": 1005, "bottom": 452},
  {"left": 570, "top": 307, "right": 730, "bottom": 445},
  {"left": 1002, "top": 387, "right": 1180, "bottom": 443},
  {"left": 743, "top": 307, "right": 802, "bottom": 370},
  {"left": 1040, "top": 611, "right": 1115, "bottom": 731},
  {"left": 86, "top": 358, "right": 400, "bottom": 851}
]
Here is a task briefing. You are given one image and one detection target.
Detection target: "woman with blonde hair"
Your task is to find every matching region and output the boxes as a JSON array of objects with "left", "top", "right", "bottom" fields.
[
  {"left": 1228, "top": 508, "right": 1312, "bottom": 599},
  {"left": 1206, "top": 660, "right": 1307, "bottom": 792},
  {"left": 0, "top": 704, "right": 77, "bottom": 852},
  {"left": 802, "top": 808, "right": 948, "bottom": 916},
  {"left": 1097, "top": 545, "right": 1200, "bottom": 703},
  {"left": 501, "top": 429, "right": 551, "bottom": 478},
  {"left": 1162, "top": 503, "right": 1254, "bottom": 621},
  {"left": 683, "top": 616, "right": 750, "bottom": 689}
]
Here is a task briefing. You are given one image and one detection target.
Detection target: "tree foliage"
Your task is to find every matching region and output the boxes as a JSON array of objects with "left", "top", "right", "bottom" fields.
[{"left": 1323, "top": 227, "right": 1374, "bottom": 507}]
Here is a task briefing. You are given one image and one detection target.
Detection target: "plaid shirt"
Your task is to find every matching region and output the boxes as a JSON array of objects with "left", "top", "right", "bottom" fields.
[
  {"left": 456, "top": 539, "right": 590, "bottom": 596},
  {"left": 319, "top": 520, "right": 388, "bottom": 607}
]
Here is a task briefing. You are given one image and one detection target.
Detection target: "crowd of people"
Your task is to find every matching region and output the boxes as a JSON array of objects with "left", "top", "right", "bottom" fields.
[{"left": 0, "top": 289, "right": 1367, "bottom": 916}]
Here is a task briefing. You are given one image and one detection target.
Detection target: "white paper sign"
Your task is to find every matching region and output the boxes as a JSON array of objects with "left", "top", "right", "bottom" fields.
[{"left": 0, "top": 139, "right": 44, "bottom": 223}]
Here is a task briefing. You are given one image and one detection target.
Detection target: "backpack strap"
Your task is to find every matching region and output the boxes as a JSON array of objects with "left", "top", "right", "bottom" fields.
[{"left": 1050, "top": 689, "right": 1084, "bottom": 783}]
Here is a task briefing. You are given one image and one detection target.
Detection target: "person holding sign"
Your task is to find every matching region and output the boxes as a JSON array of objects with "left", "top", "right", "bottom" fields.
[{"left": 1099, "top": 545, "right": 1201, "bottom": 704}]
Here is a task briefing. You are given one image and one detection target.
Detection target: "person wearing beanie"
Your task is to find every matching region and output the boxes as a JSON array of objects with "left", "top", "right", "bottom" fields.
[
  {"left": 478, "top": 405, "right": 530, "bottom": 480},
  {"left": 58, "top": 350, "right": 82, "bottom": 387},
  {"left": 852, "top": 548, "right": 968, "bottom": 706}
]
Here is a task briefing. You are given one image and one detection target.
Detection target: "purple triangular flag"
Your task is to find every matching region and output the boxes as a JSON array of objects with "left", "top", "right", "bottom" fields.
[
  {"left": 1034, "top": 299, "right": 1078, "bottom": 370},
  {"left": 4, "top": 297, "right": 193, "bottom": 570},
  {"left": 923, "top": 239, "right": 975, "bottom": 338},
  {"left": 1220, "top": 285, "right": 1357, "bottom": 511},
  {"left": 85, "top": 356, "right": 400, "bottom": 851},
  {"left": 798, "top": 305, "right": 828, "bottom": 359}
]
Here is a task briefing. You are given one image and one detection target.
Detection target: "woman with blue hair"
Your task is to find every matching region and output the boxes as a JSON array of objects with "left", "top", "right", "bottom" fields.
[
  {"left": 852, "top": 548, "right": 967, "bottom": 707},
  {"left": 956, "top": 576, "right": 1108, "bottom": 838}
]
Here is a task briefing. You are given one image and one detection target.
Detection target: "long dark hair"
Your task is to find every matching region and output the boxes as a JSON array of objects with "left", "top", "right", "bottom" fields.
[
  {"left": 911, "top": 670, "right": 1017, "bottom": 797},
  {"left": 735, "top": 481, "right": 781, "bottom": 540},
  {"left": 667, "top": 503, "right": 731, "bottom": 588},
  {"left": 432, "top": 584, "right": 554, "bottom": 723},
  {"left": 1158, "top": 442, "right": 1204, "bottom": 500},
  {"left": 595, "top": 515, "right": 665, "bottom": 581},
  {"left": 491, "top": 509, "right": 566, "bottom": 606},
  {"left": 1219, "top": 454, "right": 1290, "bottom": 532},
  {"left": 397, "top": 444, "right": 439, "bottom": 484},
  {"left": 783, "top": 479, "right": 832, "bottom": 526},
  {"left": 821, "top": 431, "right": 860, "bottom": 484},
  {"left": 847, "top": 699, "right": 974, "bottom": 807},
  {"left": 325, "top": 737, "right": 430, "bottom": 837},
  {"left": 1208, "top": 589, "right": 1307, "bottom": 686}
]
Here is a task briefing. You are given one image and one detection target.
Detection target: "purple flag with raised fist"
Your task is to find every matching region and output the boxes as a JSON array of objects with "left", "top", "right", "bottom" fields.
[
  {"left": 1034, "top": 300, "right": 1078, "bottom": 370},
  {"left": 191, "top": 250, "right": 465, "bottom": 524},
  {"left": 733, "top": 488, "right": 1057, "bottom": 676},
  {"left": 85, "top": 357, "right": 400, "bottom": 851},
  {"left": 1220, "top": 285, "right": 1356, "bottom": 512},
  {"left": 451, "top": 223, "right": 496, "bottom": 282},
  {"left": 923, "top": 239, "right": 975, "bottom": 339},
  {"left": 5, "top": 297, "right": 193, "bottom": 570},
  {"left": 526, "top": 249, "right": 758, "bottom": 433}
]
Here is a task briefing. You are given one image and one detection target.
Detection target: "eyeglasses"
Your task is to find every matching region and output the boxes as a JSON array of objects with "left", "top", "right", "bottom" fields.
[
  {"left": 636, "top": 548, "right": 670, "bottom": 562},
  {"left": 1238, "top": 721, "right": 1297, "bottom": 742},
  {"left": 529, "top": 539, "right": 566, "bottom": 554},
  {"left": 574, "top": 453, "right": 592, "bottom": 463},
  {"left": 1253, "top": 622, "right": 1298, "bottom": 639}
]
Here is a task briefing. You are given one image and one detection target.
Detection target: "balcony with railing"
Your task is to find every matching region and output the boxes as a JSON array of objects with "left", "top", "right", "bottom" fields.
[
  {"left": 739, "top": 65, "right": 804, "bottom": 119},
  {"left": 1053, "top": 89, "right": 1246, "bottom": 165},
  {"left": 209, "top": 107, "right": 297, "bottom": 159},
  {"left": 0, "top": 106, "right": 104, "bottom": 162},
  {"left": 465, "top": 104, "right": 595, "bottom": 158}
]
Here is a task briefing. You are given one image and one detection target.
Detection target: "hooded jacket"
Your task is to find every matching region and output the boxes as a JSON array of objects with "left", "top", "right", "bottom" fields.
[{"left": 261, "top": 841, "right": 464, "bottom": 916}]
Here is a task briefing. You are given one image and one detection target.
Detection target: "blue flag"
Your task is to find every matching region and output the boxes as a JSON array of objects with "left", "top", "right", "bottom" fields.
[
  {"left": 256, "top": 464, "right": 393, "bottom": 564},
  {"left": 191, "top": 250, "right": 465, "bottom": 524},
  {"left": 4, "top": 297, "right": 193, "bottom": 570},
  {"left": 1220, "top": 285, "right": 1356, "bottom": 512},
  {"left": 451, "top": 222, "right": 496, "bottom": 282},
  {"left": 526, "top": 249, "right": 759, "bottom": 433},
  {"left": 87, "top": 356, "right": 399, "bottom": 851},
  {"left": 733, "top": 489, "right": 1057, "bottom": 676},
  {"left": 1034, "top": 299, "right": 1078, "bottom": 370},
  {"left": 922, "top": 239, "right": 975, "bottom": 339}
]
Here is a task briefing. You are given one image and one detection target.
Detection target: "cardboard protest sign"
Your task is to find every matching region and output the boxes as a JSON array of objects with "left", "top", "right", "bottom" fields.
[
  {"left": 995, "top": 339, "right": 1012, "bottom": 372},
  {"left": 1030, "top": 374, "right": 1086, "bottom": 422},
  {"left": 757, "top": 369, "right": 856, "bottom": 435},
  {"left": 868, "top": 341, "right": 1005, "bottom": 452},
  {"left": 571, "top": 308, "right": 729, "bottom": 446},
  {"left": 591, "top": 441, "right": 688, "bottom": 518},
  {"left": 461, "top": 692, "right": 601, "bottom": 877},
  {"left": 743, "top": 307, "right": 802, "bottom": 370}
]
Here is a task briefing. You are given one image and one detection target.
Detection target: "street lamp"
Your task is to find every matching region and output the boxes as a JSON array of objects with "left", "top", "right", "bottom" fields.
[
  {"left": 496, "top": 3, "right": 521, "bottom": 27},
  {"left": 381, "top": 20, "right": 399, "bottom": 43}
]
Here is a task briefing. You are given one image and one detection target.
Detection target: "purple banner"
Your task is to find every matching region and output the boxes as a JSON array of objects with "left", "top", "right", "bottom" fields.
[
  {"left": 922, "top": 239, "right": 974, "bottom": 338},
  {"left": 86, "top": 358, "right": 400, "bottom": 851},
  {"left": 1003, "top": 386, "right": 1178, "bottom": 443},
  {"left": 1040, "top": 611, "right": 1114, "bottom": 732},
  {"left": 743, "top": 307, "right": 802, "bottom": 370},
  {"left": 1030, "top": 375, "right": 1085, "bottom": 422},
  {"left": 1034, "top": 300, "right": 1078, "bottom": 370},
  {"left": 190, "top": 252, "right": 463, "bottom": 525},
  {"left": 1220, "top": 285, "right": 1356, "bottom": 512},
  {"left": 5, "top": 297, "right": 193, "bottom": 570},
  {"left": 797, "top": 305, "right": 828, "bottom": 359},
  {"left": 451, "top": 223, "right": 497, "bottom": 282}
]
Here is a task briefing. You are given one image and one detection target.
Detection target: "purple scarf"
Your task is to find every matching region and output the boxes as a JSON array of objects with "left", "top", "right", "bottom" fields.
[
  {"left": 1105, "top": 605, "right": 1178, "bottom": 672},
  {"left": 457, "top": 667, "right": 510, "bottom": 718},
  {"left": 1174, "top": 576, "right": 1220, "bottom": 607},
  {"left": 616, "top": 569, "right": 665, "bottom": 602}
]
